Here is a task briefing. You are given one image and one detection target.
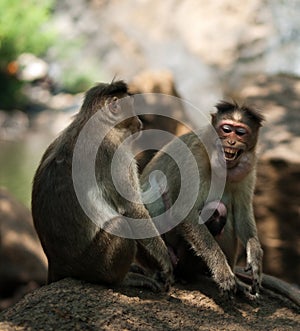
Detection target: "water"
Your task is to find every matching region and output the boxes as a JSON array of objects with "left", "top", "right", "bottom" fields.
[{"left": 0, "top": 133, "right": 52, "bottom": 207}]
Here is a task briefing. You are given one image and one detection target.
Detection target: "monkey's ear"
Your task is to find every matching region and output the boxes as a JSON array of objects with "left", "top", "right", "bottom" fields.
[
  {"left": 106, "top": 96, "right": 121, "bottom": 114},
  {"left": 211, "top": 113, "right": 217, "bottom": 126}
]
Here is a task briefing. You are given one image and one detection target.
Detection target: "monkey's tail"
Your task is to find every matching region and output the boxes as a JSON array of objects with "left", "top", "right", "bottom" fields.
[
  {"left": 235, "top": 266, "right": 300, "bottom": 307},
  {"left": 261, "top": 273, "right": 300, "bottom": 307}
]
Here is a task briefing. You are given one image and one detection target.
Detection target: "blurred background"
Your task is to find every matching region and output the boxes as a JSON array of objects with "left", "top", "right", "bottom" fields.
[{"left": 0, "top": 0, "right": 299, "bottom": 309}]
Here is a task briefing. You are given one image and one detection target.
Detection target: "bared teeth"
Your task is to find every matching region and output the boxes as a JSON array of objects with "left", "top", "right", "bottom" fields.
[
  {"left": 224, "top": 148, "right": 236, "bottom": 154},
  {"left": 223, "top": 147, "right": 238, "bottom": 160}
]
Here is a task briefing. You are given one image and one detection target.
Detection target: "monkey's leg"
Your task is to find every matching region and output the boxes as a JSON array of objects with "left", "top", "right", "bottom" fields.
[
  {"left": 135, "top": 240, "right": 173, "bottom": 291},
  {"left": 71, "top": 217, "right": 164, "bottom": 292},
  {"left": 235, "top": 200, "right": 263, "bottom": 295},
  {"left": 105, "top": 217, "right": 167, "bottom": 292},
  {"left": 115, "top": 170, "right": 174, "bottom": 290},
  {"left": 122, "top": 201, "right": 174, "bottom": 290},
  {"left": 180, "top": 217, "right": 236, "bottom": 296}
]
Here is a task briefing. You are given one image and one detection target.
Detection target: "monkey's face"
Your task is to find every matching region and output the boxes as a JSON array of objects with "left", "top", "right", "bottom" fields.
[
  {"left": 211, "top": 101, "right": 263, "bottom": 180},
  {"left": 217, "top": 119, "right": 251, "bottom": 169},
  {"left": 104, "top": 94, "right": 142, "bottom": 137}
]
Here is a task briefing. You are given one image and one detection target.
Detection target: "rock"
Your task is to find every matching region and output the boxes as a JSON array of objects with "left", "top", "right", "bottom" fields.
[
  {"left": 16, "top": 54, "right": 48, "bottom": 82},
  {"left": 31, "top": 109, "right": 74, "bottom": 137},
  {"left": 129, "top": 70, "right": 183, "bottom": 97},
  {"left": 0, "top": 278, "right": 299, "bottom": 330},
  {"left": 129, "top": 70, "right": 189, "bottom": 171},
  {"left": 228, "top": 74, "right": 300, "bottom": 286},
  {"left": 0, "top": 188, "right": 47, "bottom": 310},
  {"left": 228, "top": 74, "right": 300, "bottom": 164},
  {"left": 255, "top": 159, "right": 300, "bottom": 286},
  {"left": 50, "top": 0, "right": 300, "bottom": 108},
  {"left": 0, "top": 111, "right": 29, "bottom": 141}
]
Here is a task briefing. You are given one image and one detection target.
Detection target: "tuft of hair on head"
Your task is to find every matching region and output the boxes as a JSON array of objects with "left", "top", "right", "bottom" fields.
[
  {"left": 239, "top": 103, "right": 265, "bottom": 127},
  {"left": 214, "top": 100, "right": 265, "bottom": 127},
  {"left": 81, "top": 80, "right": 128, "bottom": 112},
  {"left": 215, "top": 100, "right": 239, "bottom": 114}
]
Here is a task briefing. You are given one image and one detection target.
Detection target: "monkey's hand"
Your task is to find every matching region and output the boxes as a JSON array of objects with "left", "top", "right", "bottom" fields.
[
  {"left": 213, "top": 264, "right": 237, "bottom": 298},
  {"left": 245, "top": 237, "right": 263, "bottom": 295},
  {"left": 180, "top": 220, "right": 237, "bottom": 297},
  {"left": 159, "top": 252, "right": 175, "bottom": 292}
]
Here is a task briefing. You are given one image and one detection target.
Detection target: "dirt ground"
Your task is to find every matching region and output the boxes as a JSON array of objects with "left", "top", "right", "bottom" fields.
[{"left": 0, "top": 277, "right": 299, "bottom": 331}]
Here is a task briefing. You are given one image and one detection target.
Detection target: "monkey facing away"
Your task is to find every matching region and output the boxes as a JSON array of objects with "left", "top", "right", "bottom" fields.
[
  {"left": 141, "top": 101, "right": 264, "bottom": 298},
  {"left": 32, "top": 81, "right": 173, "bottom": 291}
]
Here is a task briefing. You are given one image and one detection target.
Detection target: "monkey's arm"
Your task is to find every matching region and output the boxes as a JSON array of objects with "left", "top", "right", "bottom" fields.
[
  {"left": 127, "top": 200, "right": 173, "bottom": 284},
  {"left": 180, "top": 211, "right": 236, "bottom": 295},
  {"left": 233, "top": 178, "right": 263, "bottom": 294},
  {"left": 113, "top": 170, "right": 173, "bottom": 288}
]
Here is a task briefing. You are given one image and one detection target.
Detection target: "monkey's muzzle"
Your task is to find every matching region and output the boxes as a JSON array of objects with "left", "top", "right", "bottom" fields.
[{"left": 222, "top": 147, "right": 244, "bottom": 166}]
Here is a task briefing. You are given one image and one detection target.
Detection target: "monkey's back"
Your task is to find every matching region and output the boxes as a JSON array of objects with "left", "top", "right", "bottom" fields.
[
  {"left": 31, "top": 132, "right": 98, "bottom": 269},
  {"left": 141, "top": 130, "right": 212, "bottom": 210}
]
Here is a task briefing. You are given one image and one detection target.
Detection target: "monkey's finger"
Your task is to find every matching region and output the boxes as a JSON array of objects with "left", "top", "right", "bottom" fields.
[
  {"left": 236, "top": 278, "right": 259, "bottom": 301},
  {"left": 129, "top": 264, "right": 146, "bottom": 275},
  {"left": 251, "top": 277, "right": 261, "bottom": 295},
  {"left": 123, "top": 272, "right": 164, "bottom": 293},
  {"left": 244, "top": 264, "right": 252, "bottom": 273}
]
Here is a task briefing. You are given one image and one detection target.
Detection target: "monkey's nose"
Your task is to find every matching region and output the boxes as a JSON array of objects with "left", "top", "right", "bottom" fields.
[{"left": 228, "top": 140, "right": 236, "bottom": 146}]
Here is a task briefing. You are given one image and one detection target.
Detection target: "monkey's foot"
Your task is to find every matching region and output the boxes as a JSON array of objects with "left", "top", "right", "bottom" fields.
[
  {"left": 122, "top": 272, "right": 164, "bottom": 292},
  {"left": 154, "top": 271, "right": 174, "bottom": 292},
  {"left": 236, "top": 278, "right": 260, "bottom": 301},
  {"left": 244, "top": 263, "right": 261, "bottom": 295}
]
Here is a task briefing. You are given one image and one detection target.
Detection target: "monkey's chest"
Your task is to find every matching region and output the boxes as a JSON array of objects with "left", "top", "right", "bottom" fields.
[{"left": 220, "top": 191, "right": 235, "bottom": 230}]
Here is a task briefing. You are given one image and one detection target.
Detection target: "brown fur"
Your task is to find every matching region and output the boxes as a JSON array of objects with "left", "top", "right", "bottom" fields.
[
  {"left": 32, "top": 81, "right": 173, "bottom": 291},
  {"left": 141, "top": 101, "right": 264, "bottom": 298}
]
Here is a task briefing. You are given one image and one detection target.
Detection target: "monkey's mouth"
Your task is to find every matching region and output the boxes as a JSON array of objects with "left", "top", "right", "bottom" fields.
[{"left": 223, "top": 147, "right": 243, "bottom": 162}]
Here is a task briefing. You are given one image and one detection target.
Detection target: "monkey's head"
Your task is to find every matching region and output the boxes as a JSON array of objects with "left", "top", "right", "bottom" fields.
[
  {"left": 80, "top": 80, "right": 142, "bottom": 136},
  {"left": 212, "top": 101, "right": 264, "bottom": 170}
]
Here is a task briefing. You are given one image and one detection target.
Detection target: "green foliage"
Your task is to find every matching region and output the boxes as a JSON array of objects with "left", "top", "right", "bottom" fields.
[
  {"left": 0, "top": 0, "right": 55, "bottom": 109},
  {"left": 62, "top": 72, "right": 93, "bottom": 94},
  {"left": 0, "top": 0, "right": 54, "bottom": 64}
]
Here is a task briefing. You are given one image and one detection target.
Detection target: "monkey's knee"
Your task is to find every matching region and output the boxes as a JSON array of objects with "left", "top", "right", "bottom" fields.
[
  {"left": 98, "top": 219, "right": 137, "bottom": 284},
  {"left": 102, "top": 216, "right": 134, "bottom": 238}
]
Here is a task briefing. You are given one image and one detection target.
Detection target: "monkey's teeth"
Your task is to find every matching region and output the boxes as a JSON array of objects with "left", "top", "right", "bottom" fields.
[{"left": 224, "top": 148, "right": 238, "bottom": 160}]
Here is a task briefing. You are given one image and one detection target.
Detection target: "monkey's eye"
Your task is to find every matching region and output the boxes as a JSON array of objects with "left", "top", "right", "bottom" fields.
[
  {"left": 221, "top": 124, "right": 232, "bottom": 134},
  {"left": 235, "top": 127, "right": 247, "bottom": 136}
]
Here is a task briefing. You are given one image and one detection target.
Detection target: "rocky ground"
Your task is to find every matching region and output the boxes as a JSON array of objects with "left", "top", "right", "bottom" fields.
[{"left": 0, "top": 278, "right": 299, "bottom": 331}]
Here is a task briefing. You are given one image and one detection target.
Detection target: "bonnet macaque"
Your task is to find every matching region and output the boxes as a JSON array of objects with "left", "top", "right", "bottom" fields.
[
  {"left": 32, "top": 81, "right": 173, "bottom": 291},
  {"left": 141, "top": 101, "right": 264, "bottom": 298}
]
